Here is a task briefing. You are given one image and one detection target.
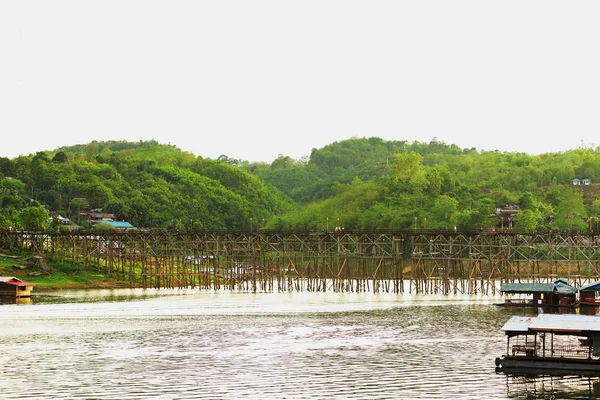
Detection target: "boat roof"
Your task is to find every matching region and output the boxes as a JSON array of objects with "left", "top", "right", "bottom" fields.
[
  {"left": 501, "top": 316, "right": 535, "bottom": 333},
  {"left": 502, "top": 314, "right": 600, "bottom": 334},
  {"left": 500, "top": 280, "right": 577, "bottom": 295}
]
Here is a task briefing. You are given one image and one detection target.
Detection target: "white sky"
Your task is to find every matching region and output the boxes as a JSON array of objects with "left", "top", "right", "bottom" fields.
[{"left": 1, "top": 1, "right": 599, "bottom": 163}]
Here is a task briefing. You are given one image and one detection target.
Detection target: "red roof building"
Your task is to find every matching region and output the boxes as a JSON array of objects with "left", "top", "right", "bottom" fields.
[{"left": 0, "top": 277, "right": 34, "bottom": 297}]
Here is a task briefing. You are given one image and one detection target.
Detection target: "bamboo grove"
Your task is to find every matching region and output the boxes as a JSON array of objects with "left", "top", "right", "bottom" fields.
[{"left": 4, "top": 230, "right": 600, "bottom": 294}]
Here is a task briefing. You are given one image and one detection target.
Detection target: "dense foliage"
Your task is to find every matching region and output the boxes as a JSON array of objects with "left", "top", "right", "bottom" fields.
[
  {"left": 0, "top": 141, "right": 294, "bottom": 230},
  {"left": 244, "top": 137, "right": 599, "bottom": 232},
  {"left": 0, "top": 138, "right": 599, "bottom": 232}
]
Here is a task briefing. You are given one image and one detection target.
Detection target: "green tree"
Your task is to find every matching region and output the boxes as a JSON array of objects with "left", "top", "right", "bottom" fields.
[
  {"left": 430, "top": 195, "right": 458, "bottom": 229},
  {"left": 518, "top": 192, "right": 536, "bottom": 211},
  {"left": 0, "top": 157, "right": 15, "bottom": 177},
  {"left": 19, "top": 206, "right": 49, "bottom": 230},
  {"left": 94, "top": 222, "right": 117, "bottom": 231},
  {"left": 389, "top": 151, "right": 423, "bottom": 181},
  {"left": 513, "top": 209, "right": 541, "bottom": 231},
  {"left": 553, "top": 187, "right": 587, "bottom": 230},
  {"left": 52, "top": 151, "right": 68, "bottom": 163}
]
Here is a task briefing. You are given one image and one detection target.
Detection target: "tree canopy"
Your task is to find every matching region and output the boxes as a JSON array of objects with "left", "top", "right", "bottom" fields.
[{"left": 1, "top": 138, "right": 599, "bottom": 232}]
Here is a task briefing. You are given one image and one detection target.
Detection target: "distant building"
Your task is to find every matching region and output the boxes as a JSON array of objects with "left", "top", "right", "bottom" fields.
[
  {"left": 80, "top": 211, "right": 116, "bottom": 224},
  {"left": 573, "top": 178, "right": 592, "bottom": 185},
  {"left": 493, "top": 205, "right": 520, "bottom": 229}
]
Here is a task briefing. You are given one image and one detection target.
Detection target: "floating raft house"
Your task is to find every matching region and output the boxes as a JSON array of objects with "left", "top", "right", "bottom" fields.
[
  {"left": 0, "top": 276, "right": 34, "bottom": 297},
  {"left": 499, "top": 279, "right": 577, "bottom": 306}
]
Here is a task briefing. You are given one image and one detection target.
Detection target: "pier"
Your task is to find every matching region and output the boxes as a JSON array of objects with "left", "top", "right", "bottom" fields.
[{"left": 2, "top": 230, "right": 600, "bottom": 294}]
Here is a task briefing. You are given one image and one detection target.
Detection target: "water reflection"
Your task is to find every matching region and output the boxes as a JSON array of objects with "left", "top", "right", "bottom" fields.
[
  {"left": 581, "top": 305, "right": 600, "bottom": 316},
  {"left": 31, "top": 288, "right": 180, "bottom": 304},
  {"left": 0, "top": 296, "right": 32, "bottom": 305},
  {"left": 504, "top": 374, "right": 600, "bottom": 399},
  {"left": 0, "top": 290, "right": 599, "bottom": 399}
]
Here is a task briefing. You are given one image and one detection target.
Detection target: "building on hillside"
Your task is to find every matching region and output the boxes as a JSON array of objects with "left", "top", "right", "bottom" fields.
[
  {"left": 573, "top": 178, "right": 592, "bottom": 185},
  {"left": 80, "top": 211, "right": 116, "bottom": 224},
  {"left": 493, "top": 205, "right": 520, "bottom": 230}
]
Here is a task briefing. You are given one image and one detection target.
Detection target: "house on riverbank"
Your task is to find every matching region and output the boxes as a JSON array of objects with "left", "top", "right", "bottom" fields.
[{"left": 0, "top": 276, "right": 34, "bottom": 297}]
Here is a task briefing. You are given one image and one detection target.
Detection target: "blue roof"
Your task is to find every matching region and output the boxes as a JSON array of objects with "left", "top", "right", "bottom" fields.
[
  {"left": 579, "top": 280, "right": 600, "bottom": 292},
  {"left": 104, "top": 221, "right": 134, "bottom": 228}
]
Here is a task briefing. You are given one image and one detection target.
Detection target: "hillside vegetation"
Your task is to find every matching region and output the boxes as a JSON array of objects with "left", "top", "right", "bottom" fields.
[
  {"left": 0, "top": 140, "right": 293, "bottom": 230},
  {"left": 0, "top": 138, "right": 599, "bottom": 232}
]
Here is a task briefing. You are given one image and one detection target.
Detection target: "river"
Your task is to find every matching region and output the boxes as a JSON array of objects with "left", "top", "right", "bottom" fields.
[{"left": 1, "top": 289, "right": 599, "bottom": 399}]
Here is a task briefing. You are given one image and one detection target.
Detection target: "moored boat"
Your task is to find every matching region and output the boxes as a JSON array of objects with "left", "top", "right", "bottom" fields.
[{"left": 495, "top": 314, "right": 600, "bottom": 376}]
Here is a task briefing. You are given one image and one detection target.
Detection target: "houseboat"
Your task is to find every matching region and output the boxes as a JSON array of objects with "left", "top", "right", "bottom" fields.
[
  {"left": 578, "top": 280, "right": 600, "bottom": 306},
  {"left": 0, "top": 276, "right": 34, "bottom": 297},
  {"left": 495, "top": 313, "right": 600, "bottom": 376},
  {"left": 498, "top": 279, "right": 577, "bottom": 307}
]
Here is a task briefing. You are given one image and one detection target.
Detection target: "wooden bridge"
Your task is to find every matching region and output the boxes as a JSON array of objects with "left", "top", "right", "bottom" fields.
[{"left": 2, "top": 230, "right": 600, "bottom": 294}]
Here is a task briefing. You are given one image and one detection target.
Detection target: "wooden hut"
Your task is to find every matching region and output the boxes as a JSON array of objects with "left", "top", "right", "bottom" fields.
[{"left": 0, "top": 276, "right": 34, "bottom": 297}]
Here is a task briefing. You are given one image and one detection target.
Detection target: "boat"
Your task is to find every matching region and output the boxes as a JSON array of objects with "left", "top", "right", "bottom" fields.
[{"left": 495, "top": 313, "right": 600, "bottom": 376}]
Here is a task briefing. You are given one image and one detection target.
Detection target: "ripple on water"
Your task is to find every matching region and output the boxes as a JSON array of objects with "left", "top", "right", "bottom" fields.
[{"left": 0, "top": 292, "right": 596, "bottom": 399}]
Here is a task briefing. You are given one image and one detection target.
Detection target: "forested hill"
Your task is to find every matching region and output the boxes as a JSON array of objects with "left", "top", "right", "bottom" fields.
[
  {"left": 0, "top": 140, "right": 294, "bottom": 230},
  {"left": 0, "top": 138, "right": 599, "bottom": 231},
  {"left": 243, "top": 137, "right": 600, "bottom": 231}
]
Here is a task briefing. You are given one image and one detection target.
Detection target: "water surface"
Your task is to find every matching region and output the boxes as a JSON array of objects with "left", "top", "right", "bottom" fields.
[{"left": 0, "top": 290, "right": 598, "bottom": 399}]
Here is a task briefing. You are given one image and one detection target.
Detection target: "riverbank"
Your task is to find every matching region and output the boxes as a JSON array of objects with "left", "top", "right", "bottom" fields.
[{"left": 0, "top": 251, "right": 132, "bottom": 290}]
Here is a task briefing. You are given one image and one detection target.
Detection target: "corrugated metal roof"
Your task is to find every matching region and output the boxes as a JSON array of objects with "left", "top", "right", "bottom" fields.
[
  {"left": 501, "top": 316, "right": 536, "bottom": 333},
  {"left": 554, "top": 281, "right": 578, "bottom": 295},
  {"left": 500, "top": 283, "right": 555, "bottom": 293},
  {"left": 503, "top": 314, "right": 600, "bottom": 334},
  {"left": 530, "top": 313, "right": 600, "bottom": 333},
  {"left": 500, "top": 280, "right": 577, "bottom": 295}
]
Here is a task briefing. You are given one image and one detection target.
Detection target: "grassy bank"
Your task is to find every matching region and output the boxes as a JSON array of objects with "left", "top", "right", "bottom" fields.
[{"left": 0, "top": 251, "right": 132, "bottom": 290}]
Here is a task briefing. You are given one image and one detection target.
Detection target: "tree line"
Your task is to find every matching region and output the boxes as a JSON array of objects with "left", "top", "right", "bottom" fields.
[{"left": 0, "top": 138, "right": 597, "bottom": 232}]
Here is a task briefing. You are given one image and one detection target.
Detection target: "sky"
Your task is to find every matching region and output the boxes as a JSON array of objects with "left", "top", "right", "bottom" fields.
[{"left": 2, "top": 1, "right": 600, "bottom": 163}]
